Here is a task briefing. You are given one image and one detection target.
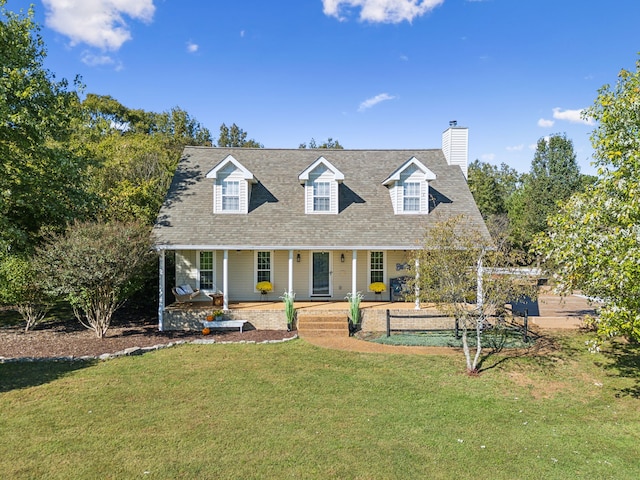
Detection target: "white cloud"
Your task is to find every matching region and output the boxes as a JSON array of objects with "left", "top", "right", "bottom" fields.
[
  {"left": 506, "top": 144, "right": 524, "bottom": 152},
  {"left": 43, "top": 0, "right": 155, "bottom": 50},
  {"left": 240, "top": 30, "right": 246, "bottom": 38},
  {"left": 80, "top": 51, "right": 123, "bottom": 71},
  {"left": 552, "top": 107, "right": 595, "bottom": 126},
  {"left": 186, "top": 41, "right": 199, "bottom": 53},
  {"left": 358, "top": 93, "right": 396, "bottom": 111},
  {"left": 480, "top": 153, "right": 495, "bottom": 162},
  {"left": 538, "top": 118, "right": 554, "bottom": 128},
  {"left": 323, "top": 0, "right": 444, "bottom": 23}
]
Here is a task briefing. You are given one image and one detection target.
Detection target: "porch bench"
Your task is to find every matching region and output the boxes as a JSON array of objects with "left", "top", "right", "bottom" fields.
[{"left": 201, "top": 320, "right": 248, "bottom": 333}]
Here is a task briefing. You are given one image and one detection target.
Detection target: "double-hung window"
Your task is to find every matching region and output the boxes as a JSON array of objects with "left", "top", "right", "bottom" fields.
[
  {"left": 313, "top": 181, "right": 330, "bottom": 212},
  {"left": 256, "top": 251, "right": 272, "bottom": 284},
  {"left": 222, "top": 180, "right": 240, "bottom": 212},
  {"left": 370, "top": 251, "right": 384, "bottom": 284},
  {"left": 199, "top": 251, "right": 214, "bottom": 290},
  {"left": 403, "top": 182, "right": 420, "bottom": 212}
]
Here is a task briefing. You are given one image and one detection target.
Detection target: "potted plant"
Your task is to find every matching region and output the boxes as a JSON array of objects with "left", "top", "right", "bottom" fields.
[
  {"left": 206, "top": 310, "right": 224, "bottom": 321},
  {"left": 369, "top": 282, "right": 386, "bottom": 299},
  {"left": 280, "top": 290, "right": 296, "bottom": 331},
  {"left": 256, "top": 281, "right": 273, "bottom": 296},
  {"left": 345, "top": 291, "right": 364, "bottom": 335}
]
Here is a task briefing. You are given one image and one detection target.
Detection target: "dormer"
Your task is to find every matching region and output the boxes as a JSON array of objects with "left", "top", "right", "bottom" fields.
[
  {"left": 298, "top": 157, "right": 344, "bottom": 214},
  {"left": 382, "top": 157, "right": 436, "bottom": 214},
  {"left": 206, "top": 155, "right": 256, "bottom": 214}
]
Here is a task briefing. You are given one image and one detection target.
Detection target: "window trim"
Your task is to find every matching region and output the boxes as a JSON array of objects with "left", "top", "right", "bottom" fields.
[
  {"left": 197, "top": 250, "right": 216, "bottom": 292},
  {"left": 221, "top": 179, "right": 240, "bottom": 212},
  {"left": 312, "top": 181, "right": 331, "bottom": 212},
  {"left": 402, "top": 181, "right": 421, "bottom": 212},
  {"left": 254, "top": 250, "right": 274, "bottom": 292},
  {"left": 368, "top": 251, "right": 386, "bottom": 288}
]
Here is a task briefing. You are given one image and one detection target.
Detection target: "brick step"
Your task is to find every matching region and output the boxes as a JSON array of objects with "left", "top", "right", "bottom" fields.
[{"left": 297, "top": 315, "right": 349, "bottom": 338}]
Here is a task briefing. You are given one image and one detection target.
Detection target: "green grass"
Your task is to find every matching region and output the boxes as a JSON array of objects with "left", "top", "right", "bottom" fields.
[
  {"left": 371, "top": 328, "right": 532, "bottom": 348},
  {"left": 1, "top": 333, "right": 639, "bottom": 479}
]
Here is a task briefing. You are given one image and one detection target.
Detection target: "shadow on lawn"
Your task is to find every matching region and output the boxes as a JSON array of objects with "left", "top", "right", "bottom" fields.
[
  {"left": 477, "top": 332, "right": 583, "bottom": 374},
  {"left": 0, "top": 360, "right": 96, "bottom": 393},
  {"left": 598, "top": 341, "right": 640, "bottom": 399}
]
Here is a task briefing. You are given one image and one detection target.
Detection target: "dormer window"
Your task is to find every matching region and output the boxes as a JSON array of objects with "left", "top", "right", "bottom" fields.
[
  {"left": 382, "top": 156, "right": 436, "bottom": 215},
  {"left": 222, "top": 180, "right": 240, "bottom": 211},
  {"left": 313, "top": 181, "right": 331, "bottom": 212},
  {"left": 206, "top": 155, "right": 256, "bottom": 214},
  {"left": 403, "top": 182, "right": 421, "bottom": 212},
  {"left": 299, "top": 156, "right": 344, "bottom": 215}
]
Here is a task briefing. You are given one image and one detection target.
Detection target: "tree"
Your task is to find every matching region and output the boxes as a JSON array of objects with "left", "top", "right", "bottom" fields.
[
  {"left": 534, "top": 58, "right": 640, "bottom": 343},
  {"left": 85, "top": 133, "right": 180, "bottom": 224},
  {"left": 0, "top": 1, "right": 93, "bottom": 252},
  {"left": 298, "top": 137, "right": 344, "bottom": 149},
  {"left": 217, "top": 123, "right": 263, "bottom": 148},
  {"left": 77, "top": 95, "right": 213, "bottom": 224},
  {"left": 38, "top": 221, "right": 155, "bottom": 338},
  {"left": 468, "top": 160, "right": 520, "bottom": 219},
  {"left": 508, "top": 134, "right": 581, "bottom": 249},
  {"left": 0, "top": 253, "right": 50, "bottom": 331},
  {"left": 408, "top": 215, "right": 534, "bottom": 373}
]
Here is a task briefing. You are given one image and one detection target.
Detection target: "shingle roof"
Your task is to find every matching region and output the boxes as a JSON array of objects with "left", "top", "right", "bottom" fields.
[{"left": 153, "top": 147, "right": 490, "bottom": 249}]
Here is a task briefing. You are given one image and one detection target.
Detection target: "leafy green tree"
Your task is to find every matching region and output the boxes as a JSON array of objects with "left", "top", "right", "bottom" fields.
[
  {"left": 217, "top": 123, "right": 263, "bottom": 148},
  {"left": 408, "top": 215, "right": 534, "bottom": 373},
  {"left": 0, "top": 253, "right": 50, "bottom": 331},
  {"left": 38, "top": 221, "right": 155, "bottom": 338},
  {"left": 508, "top": 134, "right": 581, "bottom": 249},
  {"left": 77, "top": 95, "right": 212, "bottom": 224},
  {"left": 468, "top": 160, "right": 520, "bottom": 218},
  {"left": 0, "top": 1, "right": 93, "bottom": 252},
  {"left": 535, "top": 58, "right": 640, "bottom": 343},
  {"left": 298, "top": 137, "right": 344, "bottom": 149}
]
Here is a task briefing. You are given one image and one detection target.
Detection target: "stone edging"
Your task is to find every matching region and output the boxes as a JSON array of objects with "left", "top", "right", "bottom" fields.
[{"left": 0, "top": 334, "right": 299, "bottom": 363}]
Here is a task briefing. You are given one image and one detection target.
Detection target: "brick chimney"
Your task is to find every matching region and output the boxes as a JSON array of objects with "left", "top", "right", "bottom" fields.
[{"left": 442, "top": 121, "right": 468, "bottom": 179}]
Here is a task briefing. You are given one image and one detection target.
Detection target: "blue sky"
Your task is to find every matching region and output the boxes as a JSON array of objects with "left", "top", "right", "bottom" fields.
[{"left": 8, "top": 0, "right": 640, "bottom": 174}]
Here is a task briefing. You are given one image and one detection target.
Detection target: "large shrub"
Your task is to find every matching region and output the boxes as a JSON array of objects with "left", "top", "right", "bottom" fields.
[{"left": 38, "top": 221, "right": 155, "bottom": 338}]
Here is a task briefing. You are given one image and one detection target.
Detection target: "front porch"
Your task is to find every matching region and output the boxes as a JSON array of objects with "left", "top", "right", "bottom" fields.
[{"left": 162, "top": 299, "right": 446, "bottom": 332}]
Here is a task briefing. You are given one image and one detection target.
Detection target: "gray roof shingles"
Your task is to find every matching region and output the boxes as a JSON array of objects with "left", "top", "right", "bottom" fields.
[{"left": 153, "top": 147, "right": 490, "bottom": 249}]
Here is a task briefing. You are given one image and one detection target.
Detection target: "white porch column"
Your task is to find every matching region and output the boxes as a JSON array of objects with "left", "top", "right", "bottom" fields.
[
  {"left": 414, "top": 257, "right": 421, "bottom": 310},
  {"left": 158, "top": 249, "right": 165, "bottom": 331},
  {"left": 223, "top": 249, "right": 229, "bottom": 311},
  {"left": 351, "top": 250, "right": 357, "bottom": 294},
  {"left": 288, "top": 250, "right": 294, "bottom": 293}
]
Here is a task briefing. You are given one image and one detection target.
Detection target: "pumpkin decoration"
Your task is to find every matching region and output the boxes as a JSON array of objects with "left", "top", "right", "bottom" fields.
[
  {"left": 206, "top": 315, "right": 214, "bottom": 321},
  {"left": 202, "top": 327, "right": 211, "bottom": 335}
]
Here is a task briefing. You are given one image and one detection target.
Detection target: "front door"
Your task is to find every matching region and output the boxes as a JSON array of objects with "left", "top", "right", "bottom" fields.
[{"left": 312, "top": 252, "right": 330, "bottom": 296}]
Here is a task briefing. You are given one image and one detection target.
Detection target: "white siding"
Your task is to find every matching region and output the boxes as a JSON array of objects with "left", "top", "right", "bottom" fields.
[
  {"left": 213, "top": 165, "right": 249, "bottom": 214},
  {"left": 305, "top": 165, "right": 339, "bottom": 214},
  {"left": 175, "top": 250, "right": 197, "bottom": 287},
  {"left": 442, "top": 127, "right": 468, "bottom": 179},
  {"left": 175, "top": 249, "right": 412, "bottom": 302}
]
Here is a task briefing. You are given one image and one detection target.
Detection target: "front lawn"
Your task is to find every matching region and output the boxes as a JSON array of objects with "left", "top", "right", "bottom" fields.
[{"left": 1, "top": 333, "right": 638, "bottom": 479}]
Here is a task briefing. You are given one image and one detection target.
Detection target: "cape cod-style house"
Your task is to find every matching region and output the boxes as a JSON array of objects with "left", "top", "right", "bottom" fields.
[{"left": 153, "top": 125, "right": 490, "bottom": 331}]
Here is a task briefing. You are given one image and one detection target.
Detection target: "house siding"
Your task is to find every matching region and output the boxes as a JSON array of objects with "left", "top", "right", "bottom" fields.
[
  {"left": 171, "top": 249, "right": 411, "bottom": 304},
  {"left": 213, "top": 165, "right": 250, "bottom": 214}
]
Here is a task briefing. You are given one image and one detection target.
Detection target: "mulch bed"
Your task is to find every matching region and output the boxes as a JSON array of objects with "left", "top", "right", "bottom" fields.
[{"left": 0, "top": 312, "right": 296, "bottom": 359}]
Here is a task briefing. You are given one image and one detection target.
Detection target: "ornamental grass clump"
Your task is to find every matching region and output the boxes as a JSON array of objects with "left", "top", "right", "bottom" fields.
[
  {"left": 345, "top": 291, "right": 364, "bottom": 324},
  {"left": 280, "top": 290, "right": 295, "bottom": 329}
]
